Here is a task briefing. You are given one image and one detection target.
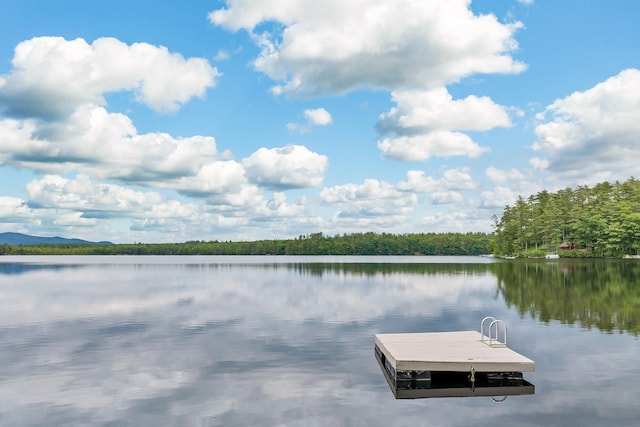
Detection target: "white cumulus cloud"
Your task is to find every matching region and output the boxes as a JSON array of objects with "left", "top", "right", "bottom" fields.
[
  {"left": 21, "top": 174, "right": 231, "bottom": 238},
  {"left": 376, "top": 88, "right": 508, "bottom": 161},
  {"left": 287, "top": 107, "right": 332, "bottom": 132},
  {"left": 320, "top": 179, "right": 417, "bottom": 218},
  {"left": 397, "top": 167, "right": 478, "bottom": 192},
  {"left": 304, "top": 108, "right": 332, "bottom": 126},
  {"left": 26, "top": 174, "right": 166, "bottom": 213},
  {"left": 243, "top": 145, "right": 328, "bottom": 189},
  {"left": 480, "top": 180, "right": 542, "bottom": 209},
  {"left": 209, "top": 0, "right": 525, "bottom": 96},
  {"left": 0, "top": 197, "right": 32, "bottom": 222},
  {"left": 377, "top": 131, "right": 489, "bottom": 161},
  {"left": 485, "top": 166, "right": 526, "bottom": 183},
  {"left": 378, "top": 88, "right": 512, "bottom": 133},
  {"left": 0, "top": 36, "right": 219, "bottom": 119},
  {"left": 432, "top": 191, "right": 464, "bottom": 205},
  {"left": 480, "top": 186, "right": 520, "bottom": 209},
  {"left": 0, "top": 105, "right": 320, "bottom": 201},
  {"left": 532, "top": 68, "right": 640, "bottom": 185},
  {"left": 0, "top": 105, "right": 226, "bottom": 188}
]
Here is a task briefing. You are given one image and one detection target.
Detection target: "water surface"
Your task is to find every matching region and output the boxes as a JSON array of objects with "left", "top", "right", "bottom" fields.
[{"left": 0, "top": 256, "right": 638, "bottom": 426}]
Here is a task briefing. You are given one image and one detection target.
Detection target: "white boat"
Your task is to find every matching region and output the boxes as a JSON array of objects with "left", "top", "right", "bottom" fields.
[{"left": 545, "top": 253, "right": 559, "bottom": 259}]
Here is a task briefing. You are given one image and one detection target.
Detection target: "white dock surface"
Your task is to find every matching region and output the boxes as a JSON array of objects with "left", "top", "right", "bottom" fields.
[{"left": 375, "top": 331, "right": 535, "bottom": 373}]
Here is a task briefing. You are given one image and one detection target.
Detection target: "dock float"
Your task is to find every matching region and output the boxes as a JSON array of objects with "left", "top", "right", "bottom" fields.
[{"left": 374, "top": 317, "right": 535, "bottom": 399}]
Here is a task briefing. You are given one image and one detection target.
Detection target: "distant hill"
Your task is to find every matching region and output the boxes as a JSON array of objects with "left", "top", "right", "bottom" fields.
[{"left": 0, "top": 232, "right": 112, "bottom": 246}]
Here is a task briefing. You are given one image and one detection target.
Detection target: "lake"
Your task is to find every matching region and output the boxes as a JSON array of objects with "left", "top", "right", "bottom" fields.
[{"left": 0, "top": 255, "right": 638, "bottom": 426}]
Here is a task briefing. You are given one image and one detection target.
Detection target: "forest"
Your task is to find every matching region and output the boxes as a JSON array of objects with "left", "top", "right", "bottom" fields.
[
  {"left": 0, "top": 231, "right": 490, "bottom": 256},
  {"left": 489, "top": 177, "right": 640, "bottom": 257}
]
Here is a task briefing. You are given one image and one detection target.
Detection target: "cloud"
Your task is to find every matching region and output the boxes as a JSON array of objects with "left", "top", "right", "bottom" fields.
[
  {"left": 0, "top": 197, "right": 32, "bottom": 222},
  {"left": 51, "top": 211, "right": 98, "bottom": 227},
  {"left": 0, "top": 99, "right": 324, "bottom": 240},
  {"left": 209, "top": 0, "right": 525, "bottom": 96},
  {"left": 22, "top": 175, "right": 244, "bottom": 234},
  {"left": 260, "top": 192, "right": 305, "bottom": 217},
  {"left": 397, "top": 167, "right": 478, "bottom": 192},
  {"left": 1, "top": 105, "right": 310, "bottom": 235},
  {"left": 320, "top": 179, "right": 417, "bottom": 218},
  {"left": 377, "top": 131, "right": 489, "bottom": 161},
  {"left": 441, "top": 167, "right": 481, "bottom": 190},
  {"left": 375, "top": 88, "right": 510, "bottom": 161},
  {"left": 432, "top": 191, "right": 464, "bottom": 204},
  {"left": 420, "top": 209, "right": 477, "bottom": 229},
  {"left": 286, "top": 107, "right": 332, "bottom": 132},
  {"left": 375, "top": 88, "right": 507, "bottom": 160},
  {"left": 304, "top": 108, "right": 332, "bottom": 126},
  {"left": 26, "top": 174, "right": 166, "bottom": 213},
  {"left": 13, "top": 172, "right": 312, "bottom": 241},
  {"left": 25, "top": 175, "right": 210, "bottom": 234},
  {"left": 1, "top": 103, "right": 330, "bottom": 202},
  {"left": 532, "top": 68, "right": 640, "bottom": 185},
  {"left": 213, "top": 49, "right": 230, "bottom": 61},
  {"left": 485, "top": 166, "right": 526, "bottom": 183},
  {"left": 166, "top": 161, "right": 248, "bottom": 198},
  {"left": 396, "top": 171, "right": 441, "bottom": 193},
  {"left": 480, "top": 186, "right": 520, "bottom": 208},
  {"left": 243, "top": 144, "right": 328, "bottom": 189},
  {"left": 0, "top": 174, "right": 218, "bottom": 238},
  {"left": 529, "top": 157, "right": 549, "bottom": 172},
  {"left": 480, "top": 180, "right": 542, "bottom": 209},
  {"left": 315, "top": 168, "right": 486, "bottom": 231},
  {"left": 0, "top": 105, "right": 228, "bottom": 186},
  {"left": 0, "top": 37, "right": 219, "bottom": 120},
  {"left": 378, "top": 88, "right": 512, "bottom": 134}
]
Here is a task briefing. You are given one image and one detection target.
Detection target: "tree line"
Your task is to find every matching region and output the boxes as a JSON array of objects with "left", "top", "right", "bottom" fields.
[
  {"left": 1, "top": 231, "right": 490, "bottom": 256},
  {"left": 490, "top": 177, "right": 640, "bottom": 257}
]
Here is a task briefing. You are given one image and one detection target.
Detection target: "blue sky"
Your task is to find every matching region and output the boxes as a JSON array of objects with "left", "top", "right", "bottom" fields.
[{"left": 1, "top": 0, "right": 639, "bottom": 243}]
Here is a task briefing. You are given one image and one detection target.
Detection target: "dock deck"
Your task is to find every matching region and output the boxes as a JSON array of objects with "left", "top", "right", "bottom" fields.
[{"left": 374, "top": 330, "right": 535, "bottom": 374}]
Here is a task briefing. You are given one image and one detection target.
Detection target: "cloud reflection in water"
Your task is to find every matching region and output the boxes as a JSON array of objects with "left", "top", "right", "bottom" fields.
[{"left": 0, "top": 256, "right": 638, "bottom": 426}]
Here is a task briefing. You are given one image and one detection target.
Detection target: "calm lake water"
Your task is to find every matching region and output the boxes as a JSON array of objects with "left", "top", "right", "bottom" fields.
[{"left": 0, "top": 255, "right": 638, "bottom": 426}]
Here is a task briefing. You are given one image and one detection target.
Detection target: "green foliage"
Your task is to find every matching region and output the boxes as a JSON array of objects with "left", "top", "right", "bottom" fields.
[
  {"left": 491, "top": 177, "right": 640, "bottom": 257},
  {"left": 2, "top": 232, "right": 490, "bottom": 256}
]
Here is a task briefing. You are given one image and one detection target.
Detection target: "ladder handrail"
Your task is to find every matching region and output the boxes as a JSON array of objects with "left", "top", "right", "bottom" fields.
[
  {"left": 480, "top": 316, "right": 508, "bottom": 347},
  {"left": 480, "top": 316, "right": 496, "bottom": 343},
  {"left": 489, "top": 319, "right": 507, "bottom": 347}
]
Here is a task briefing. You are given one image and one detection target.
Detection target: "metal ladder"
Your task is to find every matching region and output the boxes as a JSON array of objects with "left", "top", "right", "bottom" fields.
[{"left": 480, "top": 316, "right": 508, "bottom": 347}]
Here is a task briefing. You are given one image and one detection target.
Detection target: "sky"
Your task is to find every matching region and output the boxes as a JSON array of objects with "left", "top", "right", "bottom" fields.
[{"left": 1, "top": 0, "right": 639, "bottom": 243}]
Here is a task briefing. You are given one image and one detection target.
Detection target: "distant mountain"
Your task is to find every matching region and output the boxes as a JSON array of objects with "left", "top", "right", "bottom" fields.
[{"left": 0, "top": 232, "right": 112, "bottom": 246}]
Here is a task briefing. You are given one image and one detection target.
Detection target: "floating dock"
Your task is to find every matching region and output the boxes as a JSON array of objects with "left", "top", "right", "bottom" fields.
[
  {"left": 374, "top": 317, "right": 535, "bottom": 398},
  {"left": 375, "top": 330, "right": 535, "bottom": 374}
]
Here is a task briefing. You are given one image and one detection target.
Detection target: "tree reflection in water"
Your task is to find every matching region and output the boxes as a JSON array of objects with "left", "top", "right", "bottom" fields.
[{"left": 491, "top": 259, "right": 640, "bottom": 336}]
